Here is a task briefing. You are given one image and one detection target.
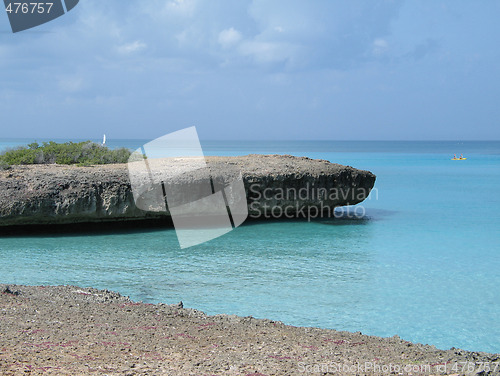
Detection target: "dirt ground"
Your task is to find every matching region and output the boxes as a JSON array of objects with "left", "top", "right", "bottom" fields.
[{"left": 0, "top": 285, "right": 498, "bottom": 375}]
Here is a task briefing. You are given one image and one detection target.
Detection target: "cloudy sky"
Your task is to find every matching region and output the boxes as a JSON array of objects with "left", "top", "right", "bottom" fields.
[{"left": 1, "top": 0, "right": 499, "bottom": 140}]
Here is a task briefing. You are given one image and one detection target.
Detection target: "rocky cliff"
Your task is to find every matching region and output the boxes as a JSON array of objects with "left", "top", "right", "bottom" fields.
[{"left": 0, "top": 155, "right": 376, "bottom": 228}]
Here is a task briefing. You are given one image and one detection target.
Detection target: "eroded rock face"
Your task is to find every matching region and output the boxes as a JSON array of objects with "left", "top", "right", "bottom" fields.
[{"left": 0, "top": 155, "right": 376, "bottom": 227}]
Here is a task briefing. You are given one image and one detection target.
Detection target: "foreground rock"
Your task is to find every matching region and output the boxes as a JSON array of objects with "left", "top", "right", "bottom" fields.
[
  {"left": 0, "top": 285, "right": 498, "bottom": 376},
  {"left": 0, "top": 155, "right": 375, "bottom": 228}
]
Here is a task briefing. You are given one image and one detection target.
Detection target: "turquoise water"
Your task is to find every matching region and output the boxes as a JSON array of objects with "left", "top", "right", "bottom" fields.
[{"left": 1, "top": 140, "right": 499, "bottom": 353}]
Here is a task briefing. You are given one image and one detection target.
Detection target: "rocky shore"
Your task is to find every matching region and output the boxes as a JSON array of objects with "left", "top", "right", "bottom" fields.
[
  {"left": 0, "top": 155, "right": 375, "bottom": 228},
  {"left": 0, "top": 285, "right": 498, "bottom": 376}
]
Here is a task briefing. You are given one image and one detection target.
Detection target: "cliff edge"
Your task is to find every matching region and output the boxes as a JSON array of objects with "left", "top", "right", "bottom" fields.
[{"left": 0, "top": 154, "right": 376, "bottom": 227}]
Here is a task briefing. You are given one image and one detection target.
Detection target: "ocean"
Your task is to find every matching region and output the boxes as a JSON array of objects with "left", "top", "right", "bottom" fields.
[{"left": 0, "top": 139, "right": 499, "bottom": 353}]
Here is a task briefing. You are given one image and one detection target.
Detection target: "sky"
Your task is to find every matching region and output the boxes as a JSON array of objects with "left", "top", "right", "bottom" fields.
[{"left": 0, "top": 0, "right": 499, "bottom": 141}]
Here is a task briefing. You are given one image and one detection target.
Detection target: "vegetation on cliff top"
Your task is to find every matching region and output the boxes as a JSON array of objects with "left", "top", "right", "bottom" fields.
[{"left": 0, "top": 141, "right": 131, "bottom": 169}]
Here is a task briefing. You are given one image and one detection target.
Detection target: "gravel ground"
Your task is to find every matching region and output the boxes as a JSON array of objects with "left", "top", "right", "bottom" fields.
[{"left": 1, "top": 285, "right": 498, "bottom": 376}]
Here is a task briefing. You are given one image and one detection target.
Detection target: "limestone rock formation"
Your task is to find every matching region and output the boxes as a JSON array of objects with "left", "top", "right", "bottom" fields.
[{"left": 0, "top": 155, "right": 376, "bottom": 227}]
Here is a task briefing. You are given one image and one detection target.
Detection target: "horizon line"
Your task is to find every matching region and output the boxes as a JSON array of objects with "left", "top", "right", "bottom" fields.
[{"left": 2, "top": 138, "right": 500, "bottom": 142}]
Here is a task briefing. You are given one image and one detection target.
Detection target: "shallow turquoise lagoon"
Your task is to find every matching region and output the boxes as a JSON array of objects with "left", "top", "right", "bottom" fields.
[{"left": 1, "top": 141, "right": 499, "bottom": 353}]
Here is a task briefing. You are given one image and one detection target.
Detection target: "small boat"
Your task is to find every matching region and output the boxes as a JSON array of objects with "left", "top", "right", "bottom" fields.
[
  {"left": 451, "top": 157, "right": 467, "bottom": 160},
  {"left": 102, "top": 134, "right": 106, "bottom": 146}
]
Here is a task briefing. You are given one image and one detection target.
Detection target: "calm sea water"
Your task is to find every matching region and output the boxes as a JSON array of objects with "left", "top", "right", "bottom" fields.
[{"left": 0, "top": 139, "right": 499, "bottom": 353}]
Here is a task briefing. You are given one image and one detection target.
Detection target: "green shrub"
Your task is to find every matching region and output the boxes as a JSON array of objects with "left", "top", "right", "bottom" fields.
[
  {"left": 0, "top": 160, "right": 10, "bottom": 170},
  {"left": 0, "top": 141, "right": 132, "bottom": 166}
]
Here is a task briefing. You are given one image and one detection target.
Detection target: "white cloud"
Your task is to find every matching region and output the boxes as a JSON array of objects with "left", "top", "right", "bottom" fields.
[
  {"left": 247, "top": 0, "right": 402, "bottom": 69},
  {"left": 78, "top": 3, "right": 122, "bottom": 39},
  {"left": 373, "top": 38, "right": 389, "bottom": 56},
  {"left": 116, "top": 41, "right": 147, "bottom": 55},
  {"left": 238, "top": 40, "right": 298, "bottom": 65},
  {"left": 164, "top": 0, "right": 197, "bottom": 16},
  {"left": 175, "top": 27, "right": 205, "bottom": 48},
  {"left": 58, "top": 76, "right": 85, "bottom": 93},
  {"left": 142, "top": 0, "right": 197, "bottom": 23},
  {"left": 218, "top": 28, "right": 243, "bottom": 49}
]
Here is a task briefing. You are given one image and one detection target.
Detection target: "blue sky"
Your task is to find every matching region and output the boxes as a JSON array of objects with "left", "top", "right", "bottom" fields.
[{"left": 1, "top": 0, "right": 499, "bottom": 141}]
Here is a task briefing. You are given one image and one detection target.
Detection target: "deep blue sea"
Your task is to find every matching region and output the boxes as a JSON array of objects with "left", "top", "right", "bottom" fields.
[{"left": 1, "top": 139, "right": 499, "bottom": 353}]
